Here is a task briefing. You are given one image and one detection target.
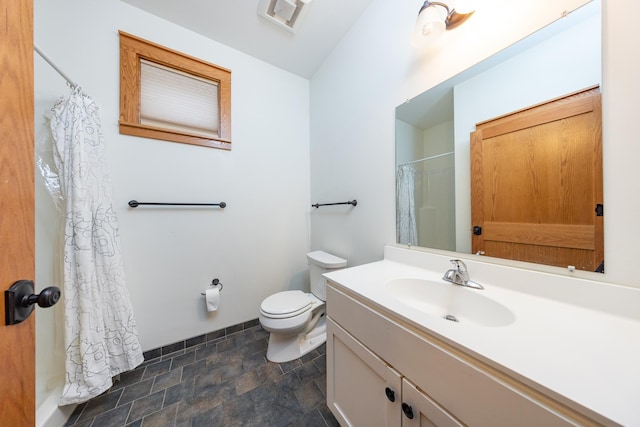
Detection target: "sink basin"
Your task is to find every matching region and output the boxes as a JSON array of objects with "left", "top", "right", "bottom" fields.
[{"left": 386, "top": 278, "right": 515, "bottom": 327}]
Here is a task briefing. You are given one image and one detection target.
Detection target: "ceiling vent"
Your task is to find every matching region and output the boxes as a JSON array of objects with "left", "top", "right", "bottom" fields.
[{"left": 258, "top": 0, "right": 312, "bottom": 33}]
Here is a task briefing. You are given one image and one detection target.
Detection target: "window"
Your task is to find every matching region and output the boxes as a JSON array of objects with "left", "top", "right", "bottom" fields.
[{"left": 119, "top": 31, "right": 231, "bottom": 150}]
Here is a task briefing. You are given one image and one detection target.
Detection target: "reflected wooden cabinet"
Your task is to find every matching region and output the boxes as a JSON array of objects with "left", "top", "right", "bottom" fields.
[{"left": 327, "top": 317, "right": 463, "bottom": 427}]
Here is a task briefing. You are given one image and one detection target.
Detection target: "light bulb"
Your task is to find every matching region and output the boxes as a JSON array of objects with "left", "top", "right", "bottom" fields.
[{"left": 411, "top": 4, "right": 447, "bottom": 47}]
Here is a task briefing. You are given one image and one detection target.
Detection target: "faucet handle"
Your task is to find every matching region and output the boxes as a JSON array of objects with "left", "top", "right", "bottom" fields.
[
  {"left": 449, "top": 259, "right": 470, "bottom": 282},
  {"left": 444, "top": 259, "right": 483, "bottom": 289},
  {"left": 449, "top": 259, "right": 467, "bottom": 271}
]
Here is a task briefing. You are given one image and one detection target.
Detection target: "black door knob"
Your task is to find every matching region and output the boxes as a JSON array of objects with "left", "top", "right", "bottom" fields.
[
  {"left": 5, "top": 280, "right": 61, "bottom": 325},
  {"left": 23, "top": 286, "right": 61, "bottom": 308},
  {"left": 384, "top": 387, "right": 396, "bottom": 402},
  {"left": 402, "top": 402, "right": 414, "bottom": 419}
]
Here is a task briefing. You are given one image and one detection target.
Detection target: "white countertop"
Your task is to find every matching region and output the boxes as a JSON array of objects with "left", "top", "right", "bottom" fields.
[{"left": 325, "top": 250, "right": 640, "bottom": 426}]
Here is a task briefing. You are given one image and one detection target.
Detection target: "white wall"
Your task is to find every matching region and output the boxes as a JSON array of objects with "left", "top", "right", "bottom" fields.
[
  {"left": 34, "top": 0, "right": 311, "bottom": 413},
  {"left": 310, "top": 0, "right": 640, "bottom": 287},
  {"left": 395, "top": 120, "right": 423, "bottom": 166},
  {"left": 423, "top": 121, "right": 453, "bottom": 158}
]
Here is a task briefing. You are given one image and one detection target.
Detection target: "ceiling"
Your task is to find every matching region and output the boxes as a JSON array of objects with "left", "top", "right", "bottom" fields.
[{"left": 121, "top": 0, "right": 376, "bottom": 79}]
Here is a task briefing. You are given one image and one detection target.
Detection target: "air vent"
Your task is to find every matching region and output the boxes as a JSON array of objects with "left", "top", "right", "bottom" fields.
[{"left": 258, "top": 0, "right": 312, "bottom": 33}]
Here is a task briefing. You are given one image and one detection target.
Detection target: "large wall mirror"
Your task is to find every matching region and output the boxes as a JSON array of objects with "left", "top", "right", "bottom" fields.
[{"left": 395, "top": 1, "right": 602, "bottom": 272}]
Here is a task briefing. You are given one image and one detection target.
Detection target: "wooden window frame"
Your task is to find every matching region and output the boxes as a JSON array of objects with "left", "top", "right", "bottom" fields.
[{"left": 119, "top": 31, "right": 231, "bottom": 150}]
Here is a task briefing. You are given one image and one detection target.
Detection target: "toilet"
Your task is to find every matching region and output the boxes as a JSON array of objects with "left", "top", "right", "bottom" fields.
[{"left": 259, "top": 250, "right": 346, "bottom": 363}]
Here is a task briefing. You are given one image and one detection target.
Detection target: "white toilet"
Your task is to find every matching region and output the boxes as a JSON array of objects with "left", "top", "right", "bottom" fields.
[{"left": 259, "top": 250, "right": 346, "bottom": 363}]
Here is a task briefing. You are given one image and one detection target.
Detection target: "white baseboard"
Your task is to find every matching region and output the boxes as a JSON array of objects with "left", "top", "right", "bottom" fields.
[{"left": 36, "top": 386, "right": 77, "bottom": 427}]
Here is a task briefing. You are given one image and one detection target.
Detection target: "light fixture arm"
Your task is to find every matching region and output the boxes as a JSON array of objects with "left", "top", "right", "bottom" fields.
[
  {"left": 417, "top": 1, "right": 474, "bottom": 30},
  {"left": 418, "top": 1, "right": 450, "bottom": 15}
]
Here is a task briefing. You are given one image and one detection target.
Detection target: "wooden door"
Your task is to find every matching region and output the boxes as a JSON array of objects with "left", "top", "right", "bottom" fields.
[
  {"left": 471, "top": 87, "right": 603, "bottom": 271},
  {"left": 0, "top": 0, "right": 36, "bottom": 424}
]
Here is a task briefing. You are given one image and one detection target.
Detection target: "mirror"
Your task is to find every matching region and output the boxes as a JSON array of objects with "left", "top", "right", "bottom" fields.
[{"left": 395, "top": 1, "right": 602, "bottom": 272}]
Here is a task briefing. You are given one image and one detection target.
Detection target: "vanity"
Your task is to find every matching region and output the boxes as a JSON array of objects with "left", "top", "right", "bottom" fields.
[{"left": 324, "top": 246, "right": 640, "bottom": 426}]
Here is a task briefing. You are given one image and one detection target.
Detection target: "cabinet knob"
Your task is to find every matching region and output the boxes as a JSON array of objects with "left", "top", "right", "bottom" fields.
[
  {"left": 384, "top": 387, "right": 395, "bottom": 402},
  {"left": 402, "top": 402, "right": 414, "bottom": 419}
]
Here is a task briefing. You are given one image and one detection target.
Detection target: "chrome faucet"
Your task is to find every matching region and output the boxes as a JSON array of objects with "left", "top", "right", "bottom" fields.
[{"left": 442, "top": 259, "right": 484, "bottom": 290}]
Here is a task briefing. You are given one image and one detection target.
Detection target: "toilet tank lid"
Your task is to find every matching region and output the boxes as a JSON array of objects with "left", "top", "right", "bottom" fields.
[{"left": 306, "top": 251, "right": 347, "bottom": 268}]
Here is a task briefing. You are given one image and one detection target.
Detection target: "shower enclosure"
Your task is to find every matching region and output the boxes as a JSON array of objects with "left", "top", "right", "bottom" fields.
[
  {"left": 395, "top": 117, "right": 456, "bottom": 251},
  {"left": 397, "top": 153, "right": 456, "bottom": 250}
]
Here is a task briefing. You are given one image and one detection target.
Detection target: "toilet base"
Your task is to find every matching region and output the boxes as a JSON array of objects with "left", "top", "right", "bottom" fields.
[{"left": 266, "top": 316, "right": 327, "bottom": 363}]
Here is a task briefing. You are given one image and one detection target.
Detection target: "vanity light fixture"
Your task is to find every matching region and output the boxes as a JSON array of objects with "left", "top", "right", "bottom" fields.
[{"left": 411, "top": 1, "right": 475, "bottom": 47}]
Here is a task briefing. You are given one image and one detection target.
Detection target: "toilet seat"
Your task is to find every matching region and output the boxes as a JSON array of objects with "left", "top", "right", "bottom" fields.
[
  {"left": 260, "top": 290, "right": 312, "bottom": 319},
  {"left": 259, "top": 291, "right": 325, "bottom": 336}
]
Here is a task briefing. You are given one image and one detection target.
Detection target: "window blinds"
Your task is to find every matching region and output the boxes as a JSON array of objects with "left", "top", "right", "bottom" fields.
[{"left": 140, "top": 59, "right": 220, "bottom": 138}]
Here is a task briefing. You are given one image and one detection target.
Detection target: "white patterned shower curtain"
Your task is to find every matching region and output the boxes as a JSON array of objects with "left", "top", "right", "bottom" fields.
[
  {"left": 396, "top": 164, "right": 418, "bottom": 245},
  {"left": 49, "top": 89, "right": 144, "bottom": 405}
]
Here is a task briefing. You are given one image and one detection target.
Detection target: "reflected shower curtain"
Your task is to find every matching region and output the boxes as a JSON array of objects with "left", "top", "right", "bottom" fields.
[
  {"left": 49, "top": 89, "right": 144, "bottom": 405},
  {"left": 396, "top": 164, "right": 418, "bottom": 245}
]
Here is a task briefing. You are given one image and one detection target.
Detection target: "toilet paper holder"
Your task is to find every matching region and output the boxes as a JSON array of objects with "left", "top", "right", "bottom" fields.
[{"left": 201, "top": 278, "right": 223, "bottom": 295}]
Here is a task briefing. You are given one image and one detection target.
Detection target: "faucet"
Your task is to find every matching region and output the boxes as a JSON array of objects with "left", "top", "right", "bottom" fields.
[{"left": 442, "top": 259, "right": 484, "bottom": 290}]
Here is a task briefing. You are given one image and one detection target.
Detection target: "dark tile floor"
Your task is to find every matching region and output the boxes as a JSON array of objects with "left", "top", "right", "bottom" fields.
[{"left": 64, "top": 322, "right": 339, "bottom": 427}]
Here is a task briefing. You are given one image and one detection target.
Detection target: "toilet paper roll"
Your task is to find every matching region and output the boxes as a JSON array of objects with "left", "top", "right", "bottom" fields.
[{"left": 205, "top": 287, "right": 220, "bottom": 312}]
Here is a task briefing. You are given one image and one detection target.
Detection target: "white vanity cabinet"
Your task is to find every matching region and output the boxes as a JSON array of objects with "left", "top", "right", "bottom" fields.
[
  {"left": 326, "top": 281, "right": 604, "bottom": 427},
  {"left": 327, "top": 316, "right": 402, "bottom": 426},
  {"left": 328, "top": 316, "right": 463, "bottom": 426},
  {"left": 402, "top": 378, "right": 464, "bottom": 427}
]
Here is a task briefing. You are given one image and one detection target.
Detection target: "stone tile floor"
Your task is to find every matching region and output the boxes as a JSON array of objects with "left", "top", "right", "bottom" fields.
[{"left": 64, "top": 324, "right": 339, "bottom": 426}]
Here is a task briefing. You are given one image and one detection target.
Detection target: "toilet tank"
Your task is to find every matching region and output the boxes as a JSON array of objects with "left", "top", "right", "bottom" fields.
[{"left": 307, "top": 251, "right": 347, "bottom": 301}]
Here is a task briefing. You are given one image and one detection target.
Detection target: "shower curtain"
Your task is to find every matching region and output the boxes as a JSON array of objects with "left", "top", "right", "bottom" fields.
[
  {"left": 396, "top": 164, "right": 418, "bottom": 246},
  {"left": 48, "top": 89, "right": 144, "bottom": 405}
]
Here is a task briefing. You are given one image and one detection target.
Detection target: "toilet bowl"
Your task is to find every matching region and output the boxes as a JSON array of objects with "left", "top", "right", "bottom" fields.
[{"left": 259, "top": 251, "right": 346, "bottom": 363}]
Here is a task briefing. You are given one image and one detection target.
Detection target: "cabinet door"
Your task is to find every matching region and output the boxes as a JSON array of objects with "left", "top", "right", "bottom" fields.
[
  {"left": 401, "top": 379, "right": 464, "bottom": 427},
  {"left": 327, "top": 318, "right": 402, "bottom": 427}
]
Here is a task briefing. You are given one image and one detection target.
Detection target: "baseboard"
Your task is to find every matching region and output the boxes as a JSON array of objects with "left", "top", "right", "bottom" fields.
[
  {"left": 142, "top": 318, "right": 260, "bottom": 361},
  {"left": 36, "top": 385, "right": 76, "bottom": 427}
]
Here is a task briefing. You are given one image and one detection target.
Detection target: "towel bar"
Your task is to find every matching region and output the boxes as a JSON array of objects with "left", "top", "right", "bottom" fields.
[
  {"left": 129, "top": 200, "right": 226, "bottom": 208},
  {"left": 312, "top": 200, "right": 357, "bottom": 208}
]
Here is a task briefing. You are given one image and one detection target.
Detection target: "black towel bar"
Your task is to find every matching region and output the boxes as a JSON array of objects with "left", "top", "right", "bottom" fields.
[
  {"left": 129, "top": 200, "right": 226, "bottom": 208},
  {"left": 312, "top": 200, "right": 357, "bottom": 208}
]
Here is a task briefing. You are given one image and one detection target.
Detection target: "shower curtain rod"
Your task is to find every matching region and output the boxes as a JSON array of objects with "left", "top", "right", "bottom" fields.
[
  {"left": 34, "top": 44, "right": 79, "bottom": 89},
  {"left": 400, "top": 151, "right": 454, "bottom": 166}
]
